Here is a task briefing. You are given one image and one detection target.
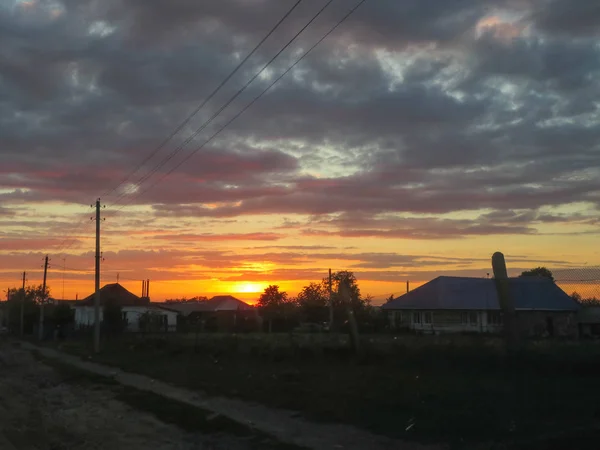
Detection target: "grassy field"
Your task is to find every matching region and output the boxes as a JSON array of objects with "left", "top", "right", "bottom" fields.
[{"left": 48, "top": 332, "right": 600, "bottom": 448}]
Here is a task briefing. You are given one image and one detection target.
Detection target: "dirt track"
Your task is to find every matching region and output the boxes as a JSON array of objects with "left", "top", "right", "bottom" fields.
[{"left": 0, "top": 340, "right": 277, "bottom": 450}]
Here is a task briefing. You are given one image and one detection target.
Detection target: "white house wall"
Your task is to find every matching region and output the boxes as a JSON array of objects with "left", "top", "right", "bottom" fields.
[
  {"left": 74, "top": 306, "right": 177, "bottom": 332},
  {"left": 391, "top": 310, "right": 503, "bottom": 334}
]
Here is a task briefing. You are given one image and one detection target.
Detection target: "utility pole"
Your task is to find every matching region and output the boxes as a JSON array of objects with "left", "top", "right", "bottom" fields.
[
  {"left": 492, "top": 252, "right": 519, "bottom": 353},
  {"left": 5, "top": 289, "right": 10, "bottom": 333},
  {"left": 328, "top": 268, "right": 333, "bottom": 331},
  {"left": 62, "top": 257, "right": 66, "bottom": 300},
  {"left": 93, "top": 198, "right": 102, "bottom": 353},
  {"left": 38, "top": 255, "right": 49, "bottom": 340},
  {"left": 20, "top": 271, "right": 25, "bottom": 336}
]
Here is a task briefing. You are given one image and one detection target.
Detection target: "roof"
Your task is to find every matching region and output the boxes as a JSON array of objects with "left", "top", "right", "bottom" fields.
[
  {"left": 79, "top": 283, "right": 149, "bottom": 307},
  {"left": 382, "top": 276, "right": 580, "bottom": 312},
  {"left": 159, "top": 296, "right": 253, "bottom": 316},
  {"left": 158, "top": 302, "right": 206, "bottom": 316},
  {"left": 207, "top": 295, "right": 253, "bottom": 311}
]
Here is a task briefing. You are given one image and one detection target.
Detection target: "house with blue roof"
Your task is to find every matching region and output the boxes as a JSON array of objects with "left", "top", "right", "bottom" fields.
[{"left": 381, "top": 276, "right": 580, "bottom": 337}]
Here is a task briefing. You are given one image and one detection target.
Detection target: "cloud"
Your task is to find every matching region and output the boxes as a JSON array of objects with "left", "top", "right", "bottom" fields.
[
  {"left": 1, "top": 0, "right": 599, "bottom": 282},
  {"left": 151, "top": 232, "right": 283, "bottom": 242},
  {"left": 0, "top": 238, "right": 82, "bottom": 251},
  {"left": 532, "top": 0, "right": 600, "bottom": 36}
]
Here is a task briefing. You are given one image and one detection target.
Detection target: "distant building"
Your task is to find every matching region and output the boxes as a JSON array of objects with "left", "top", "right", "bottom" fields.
[
  {"left": 382, "top": 276, "right": 580, "bottom": 337},
  {"left": 161, "top": 295, "right": 257, "bottom": 332},
  {"left": 74, "top": 283, "right": 178, "bottom": 332}
]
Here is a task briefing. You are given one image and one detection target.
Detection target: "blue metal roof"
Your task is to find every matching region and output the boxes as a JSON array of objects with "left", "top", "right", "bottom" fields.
[{"left": 381, "top": 276, "right": 580, "bottom": 311}]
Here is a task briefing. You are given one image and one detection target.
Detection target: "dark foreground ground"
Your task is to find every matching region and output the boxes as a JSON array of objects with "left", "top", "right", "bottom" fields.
[
  {"left": 0, "top": 339, "right": 299, "bottom": 450},
  {"left": 42, "top": 333, "right": 600, "bottom": 449}
]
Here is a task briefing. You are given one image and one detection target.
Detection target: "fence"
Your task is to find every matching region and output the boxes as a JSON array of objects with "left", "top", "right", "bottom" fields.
[{"left": 552, "top": 266, "right": 600, "bottom": 301}]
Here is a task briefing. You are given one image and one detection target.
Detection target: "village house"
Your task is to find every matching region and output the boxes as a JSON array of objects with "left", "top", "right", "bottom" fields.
[
  {"left": 74, "top": 283, "right": 178, "bottom": 332},
  {"left": 162, "top": 295, "right": 258, "bottom": 332},
  {"left": 382, "top": 276, "right": 580, "bottom": 337}
]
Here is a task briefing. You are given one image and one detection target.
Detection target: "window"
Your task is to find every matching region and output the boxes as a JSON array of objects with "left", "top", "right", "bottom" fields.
[
  {"left": 469, "top": 312, "right": 478, "bottom": 325},
  {"left": 488, "top": 311, "right": 503, "bottom": 325},
  {"left": 461, "top": 312, "right": 479, "bottom": 325},
  {"left": 413, "top": 312, "right": 422, "bottom": 324},
  {"left": 424, "top": 312, "right": 432, "bottom": 324}
]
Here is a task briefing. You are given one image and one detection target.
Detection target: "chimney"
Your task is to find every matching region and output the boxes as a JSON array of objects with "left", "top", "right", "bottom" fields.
[
  {"left": 146, "top": 279, "right": 150, "bottom": 299},
  {"left": 406, "top": 280, "right": 410, "bottom": 293}
]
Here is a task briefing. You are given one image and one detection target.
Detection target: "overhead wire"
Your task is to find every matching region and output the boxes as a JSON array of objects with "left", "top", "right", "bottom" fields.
[
  {"left": 112, "top": 0, "right": 368, "bottom": 213},
  {"left": 108, "top": 0, "right": 338, "bottom": 210},
  {"left": 42, "top": 0, "right": 369, "bottom": 296},
  {"left": 45, "top": 0, "right": 305, "bottom": 268},
  {"left": 102, "top": 0, "right": 304, "bottom": 200}
]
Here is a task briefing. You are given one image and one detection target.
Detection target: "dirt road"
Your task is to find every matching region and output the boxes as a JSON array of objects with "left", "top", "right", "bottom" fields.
[{"left": 0, "top": 341, "right": 285, "bottom": 450}]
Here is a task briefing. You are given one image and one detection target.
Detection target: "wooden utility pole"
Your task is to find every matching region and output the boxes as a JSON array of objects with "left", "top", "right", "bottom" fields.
[
  {"left": 38, "top": 255, "right": 49, "bottom": 340},
  {"left": 339, "top": 278, "right": 360, "bottom": 356},
  {"left": 94, "top": 198, "right": 101, "bottom": 353},
  {"left": 328, "top": 269, "right": 333, "bottom": 331},
  {"left": 5, "top": 289, "right": 10, "bottom": 333},
  {"left": 20, "top": 271, "right": 25, "bottom": 336},
  {"left": 492, "top": 252, "right": 519, "bottom": 353},
  {"left": 62, "top": 257, "right": 66, "bottom": 300}
]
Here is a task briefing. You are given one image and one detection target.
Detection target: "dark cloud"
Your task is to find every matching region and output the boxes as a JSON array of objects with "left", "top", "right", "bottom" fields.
[
  {"left": 151, "top": 232, "right": 283, "bottom": 242},
  {"left": 0, "top": 0, "right": 599, "bottom": 246},
  {"left": 532, "top": 0, "right": 600, "bottom": 36}
]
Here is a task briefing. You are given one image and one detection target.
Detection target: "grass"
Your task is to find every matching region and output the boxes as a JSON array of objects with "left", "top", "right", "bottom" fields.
[
  {"left": 32, "top": 349, "right": 305, "bottom": 450},
  {"left": 42, "top": 333, "right": 600, "bottom": 447}
]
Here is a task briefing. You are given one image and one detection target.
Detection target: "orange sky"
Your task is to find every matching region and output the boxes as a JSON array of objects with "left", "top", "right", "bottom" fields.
[{"left": 2, "top": 202, "right": 598, "bottom": 305}]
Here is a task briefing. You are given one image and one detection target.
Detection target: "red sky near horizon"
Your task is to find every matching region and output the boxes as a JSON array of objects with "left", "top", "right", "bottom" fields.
[{"left": 1, "top": 0, "right": 600, "bottom": 303}]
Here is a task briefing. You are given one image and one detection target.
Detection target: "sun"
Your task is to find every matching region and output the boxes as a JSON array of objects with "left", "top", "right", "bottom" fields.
[{"left": 234, "top": 282, "right": 265, "bottom": 293}]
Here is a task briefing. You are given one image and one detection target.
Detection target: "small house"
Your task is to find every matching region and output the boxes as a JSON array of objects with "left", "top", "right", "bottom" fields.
[
  {"left": 382, "top": 276, "right": 580, "bottom": 337},
  {"left": 74, "top": 283, "right": 178, "bottom": 332},
  {"left": 164, "top": 295, "right": 257, "bottom": 332}
]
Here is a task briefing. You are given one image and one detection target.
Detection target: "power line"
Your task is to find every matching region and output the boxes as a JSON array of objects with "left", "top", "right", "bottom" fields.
[
  {"left": 112, "top": 0, "right": 367, "bottom": 213},
  {"left": 52, "top": 206, "right": 95, "bottom": 256},
  {"left": 108, "top": 0, "right": 337, "bottom": 209},
  {"left": 102, "top": 0, "right": 304, "bottom": 200},
  {"left": 45, "top": 1, "right": 304, "bottom": 267}
]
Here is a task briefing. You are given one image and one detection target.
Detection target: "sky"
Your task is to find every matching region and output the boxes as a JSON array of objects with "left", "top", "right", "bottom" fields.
[{"left": 1, "top": 0, "right": 600, "bottom": 303}]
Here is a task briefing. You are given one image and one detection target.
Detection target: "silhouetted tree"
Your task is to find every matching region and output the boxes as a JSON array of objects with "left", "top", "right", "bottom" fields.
[
  {"left": 296, "top": 282, "right": 328, "bottom": 323},
  {"left": 572, "top": 291, "right": 600, "bottom": 306},
  {"left": 30, "top": 284, "right": 50, "bottom": 304},
  {"left": 319, "top": 271, "right": 371, "bottom": 330},
  {"left": 103, "top": 298, "right": 125, "bottom": 335},
  {"left": 5, "top": 285, "right": 46, "bottom": 334},
  {"left": 520, "top": 267, "right": 554, "bottom": 281},
  {"left": 257, "top": 285, "right": 295, "bottom": 332},
  {"left": 49, "top": 303, "right": 75, "bottom": 339}
]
